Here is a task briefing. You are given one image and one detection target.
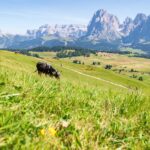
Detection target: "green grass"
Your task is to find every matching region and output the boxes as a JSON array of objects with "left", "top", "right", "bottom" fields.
[
  {"left": 30, "top": 51, "right": 57, "bottom": 58},
  {"left": 34, "top": 51, "right": 150, "bottom": 72},
  {"left": 43, "top": 55, "right": 150, "bottom": 95},
  {"left": 0, "top": 50, "right": 150, "bottom": 149}
]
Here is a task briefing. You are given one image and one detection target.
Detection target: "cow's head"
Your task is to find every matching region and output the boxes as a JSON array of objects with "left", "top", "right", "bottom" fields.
[{"left": 53, "top": 71, "right": 60, "bottom": 79}]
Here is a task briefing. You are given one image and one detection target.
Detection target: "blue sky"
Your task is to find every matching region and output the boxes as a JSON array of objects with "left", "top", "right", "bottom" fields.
[{"left": 0, "top": 0, "right": 149, "bottom": 34}]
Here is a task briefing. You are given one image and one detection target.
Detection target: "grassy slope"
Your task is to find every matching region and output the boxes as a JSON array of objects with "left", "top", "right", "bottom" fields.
[
  {"left": 41, "top": 53, "right": 150, "bottom": 95},
  {"left": 33, "top": 51, "right": 150, "bottom": 87},
  {"left": 0, "top": 51, "right": 150, "bottom": 149},
  {"left": 34, "top": 51, "right": 150, "bottom": 72}
]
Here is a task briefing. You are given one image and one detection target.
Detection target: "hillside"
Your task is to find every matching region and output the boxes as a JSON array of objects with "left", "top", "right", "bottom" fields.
[
  {"left": 0, "top": 51, "right": 150, "bottom": 149},
  {"left": 32, "top": 51, "right": 150, "bottom": 95}
]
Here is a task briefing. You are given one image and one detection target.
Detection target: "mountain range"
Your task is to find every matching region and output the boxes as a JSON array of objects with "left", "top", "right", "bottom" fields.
[{"left": 0, "top": 9, "right": 150, "bottom": 51}]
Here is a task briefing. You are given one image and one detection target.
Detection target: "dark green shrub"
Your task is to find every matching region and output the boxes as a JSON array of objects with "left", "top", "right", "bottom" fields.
[
  {"left": 97, "top": 62, "right": 101, "bottom": 65},
  {"left": 138, "top": 76, "right": 143, "bottom": 81},
  {"left": 105, "top": 65, "right": 112, "bottom": 70},
  {"left": 92, "top": 62, "right": 96, "bottom": 65}
]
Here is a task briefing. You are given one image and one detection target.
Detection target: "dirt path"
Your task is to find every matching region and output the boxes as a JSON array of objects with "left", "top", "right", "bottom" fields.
[
  {"left": 39, "top": 59, "right": 129, "bottom": 90},
  {"left": 61, "top": 66, "right": 129, "bottom": 89}
]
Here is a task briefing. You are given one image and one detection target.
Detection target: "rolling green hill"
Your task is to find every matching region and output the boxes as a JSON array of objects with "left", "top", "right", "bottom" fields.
[
  {"left": 0, "top": 50, "right": 150, "bottom": 149},
  {"left": 32, "top": 51, "right": 150, "bottom": 95}
]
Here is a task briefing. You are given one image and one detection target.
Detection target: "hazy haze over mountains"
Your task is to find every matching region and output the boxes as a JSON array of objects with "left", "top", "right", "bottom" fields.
[{"left": 0, "top": 9, "right": 150, "bottom": 50}]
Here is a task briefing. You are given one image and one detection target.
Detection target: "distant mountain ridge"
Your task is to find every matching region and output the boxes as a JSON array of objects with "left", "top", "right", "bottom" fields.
[
  {"left": 27, "top": 24, "right": 87, "bottom": 39},
  {"left": 0, "top": 9, "right": 150, "bottom": 50}
]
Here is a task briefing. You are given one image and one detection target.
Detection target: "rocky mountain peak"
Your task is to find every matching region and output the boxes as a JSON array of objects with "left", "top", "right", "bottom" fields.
[
  {"left": 86, "top": 9, "right": 121, "bottom": 41},
  {"left": 94, "top": 9, "right": 107, "bottom": 17},
  {"left": 121, "top": 17, "right": 134, "bottom": 36},
  {"left": 134, "top": 13, "right": 147, "bottom": 26},
  {"left": 91, "top": 9, "right": 119, "bottom": 26},
  {"left": 124, "top": 17, "right": 133, "bottom": 24}
]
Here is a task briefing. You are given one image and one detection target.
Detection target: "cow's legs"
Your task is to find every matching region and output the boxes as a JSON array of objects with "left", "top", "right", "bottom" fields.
[
  {"left": 45, "top": 73, "right": 48, "bottom": 77},
  {"left": 38, "top": 71, "right": 42, "bottom": 76}
]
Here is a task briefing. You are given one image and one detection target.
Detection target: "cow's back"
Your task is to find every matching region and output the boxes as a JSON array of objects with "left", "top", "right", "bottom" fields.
[{"left": 36, "top": 62, "right": 60, "bottom": 78}]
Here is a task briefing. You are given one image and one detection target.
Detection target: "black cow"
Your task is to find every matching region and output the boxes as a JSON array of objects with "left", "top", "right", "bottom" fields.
[{"left": 36, "top": 62, "right": 60, "bottom": 79}]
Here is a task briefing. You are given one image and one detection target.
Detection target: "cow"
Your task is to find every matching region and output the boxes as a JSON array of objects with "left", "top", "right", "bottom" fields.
[{"left": 36, "top": 62, "right": 60, "bottom": 79}]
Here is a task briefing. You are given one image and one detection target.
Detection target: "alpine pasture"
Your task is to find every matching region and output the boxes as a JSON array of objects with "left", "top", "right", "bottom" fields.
[{"left": 0, "top": 50, "right": 150, "bottom": 149}]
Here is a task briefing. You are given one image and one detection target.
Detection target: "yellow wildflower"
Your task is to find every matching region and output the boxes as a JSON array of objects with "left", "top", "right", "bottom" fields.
[
  {"left": 40, "top": 129, "right": 45, "bottom": 136},
  {"left": 48, "top": 127, "right": 57, "bottom": 136}
]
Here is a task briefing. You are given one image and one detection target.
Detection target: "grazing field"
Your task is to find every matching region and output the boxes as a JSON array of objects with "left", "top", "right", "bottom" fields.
[
  {"left": 33, "top": 51, "right": 150, "bottom": 72},
  {"left": 63, "top": 52, "right": 150, "bottom": 72},
  {"left": 0, "top": 50, "right": 150, "bottom": 149},
  {"left": 34, "top": 51, "right": 150, "bottom": 95},
  {"left": 30, "top": 51, "right": 57, "bottom": 58}
]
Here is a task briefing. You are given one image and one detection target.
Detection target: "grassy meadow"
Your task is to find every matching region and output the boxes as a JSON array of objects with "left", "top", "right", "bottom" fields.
[
  {"left": 34, "top": 51, "right": 150, "bottom": 95},
  {"left": 0, "top": 50, "right": 150, "bottom": 149}
]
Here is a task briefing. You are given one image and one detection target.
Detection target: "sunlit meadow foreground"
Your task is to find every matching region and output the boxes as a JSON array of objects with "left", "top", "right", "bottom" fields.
[{"left": 0, "top": 51, "right": 150, "bottom": 149}]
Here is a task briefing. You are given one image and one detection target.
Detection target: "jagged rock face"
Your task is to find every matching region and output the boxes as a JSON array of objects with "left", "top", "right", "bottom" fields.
[
  {"left": 120, "top": 17, "right": 134, "bottom": 36},
  {"left": 27, "top": 24, "right": 87, "bottom": 39},
  {"left": 123, "top": 14, "right": 149, "bottom": 43},
  {"left": 140, "top": 16, "right": 150, "bottom": 41},
  {"left": 134, "top": 13, "right": 147, "bottom": 26},
  {"left": 86, "top": 9, "right": 121, "bottom": 41}
]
